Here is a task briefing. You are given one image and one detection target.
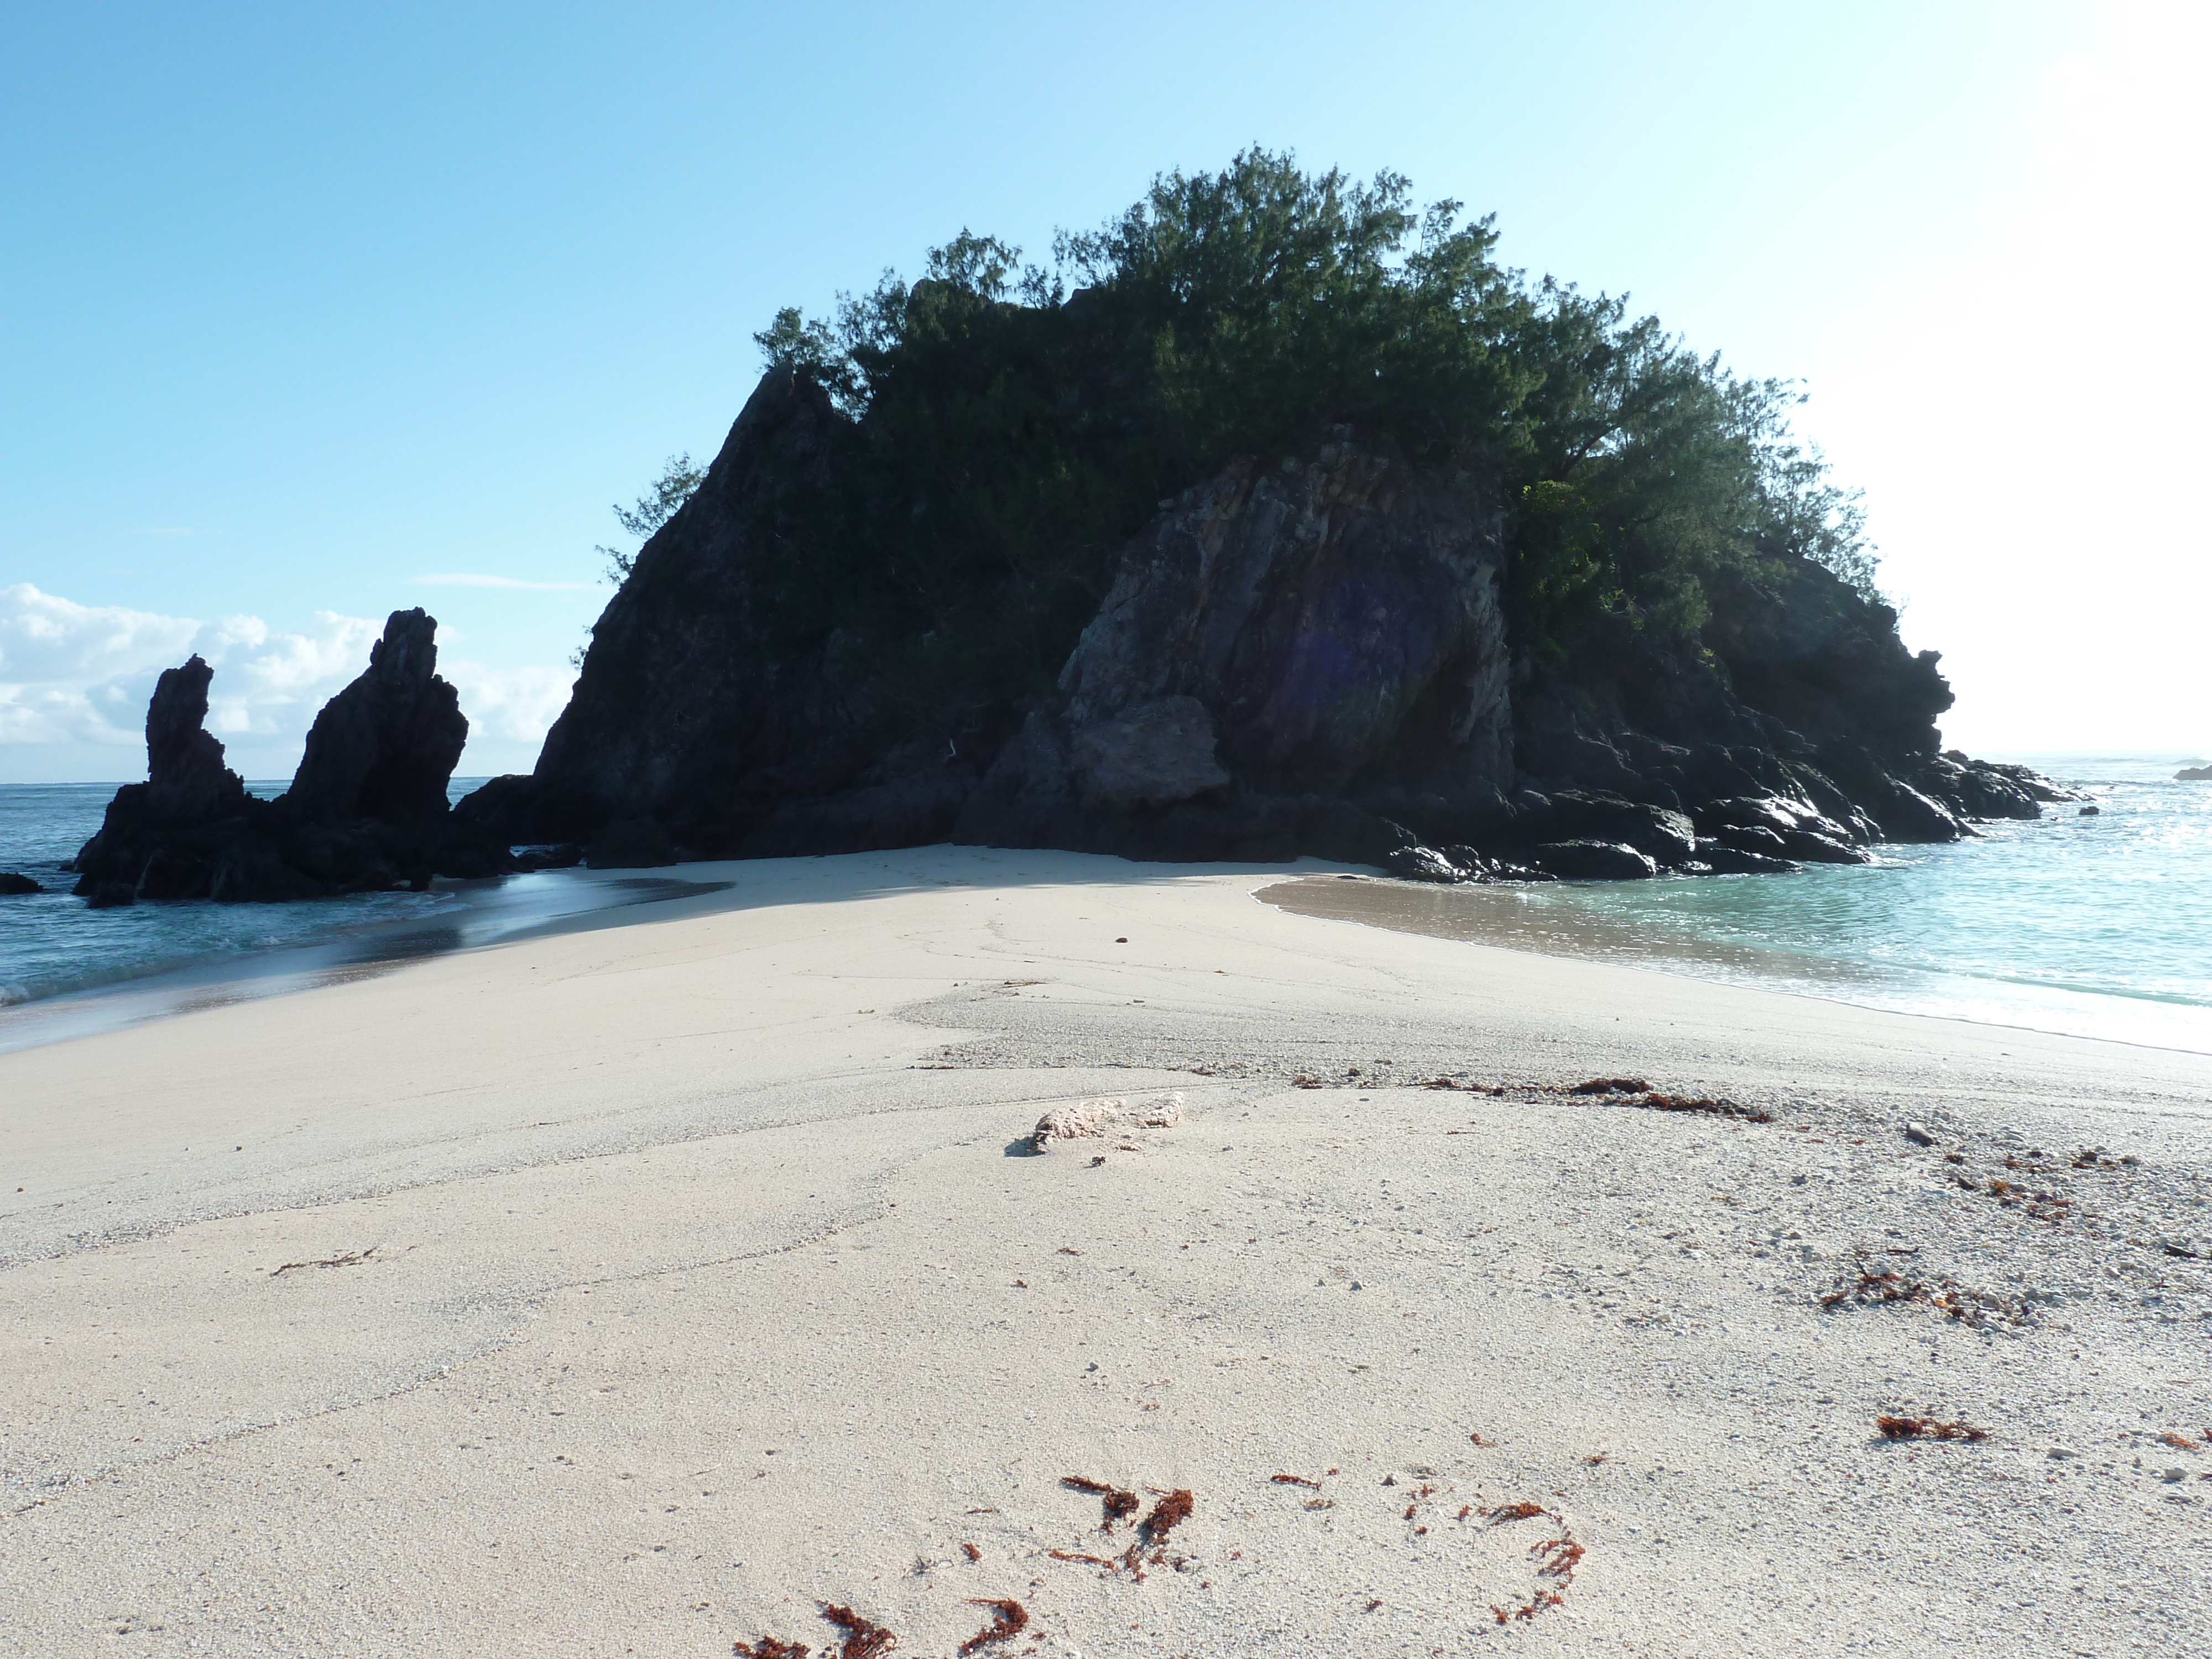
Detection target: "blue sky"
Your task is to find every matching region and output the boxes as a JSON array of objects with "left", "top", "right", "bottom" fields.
[{"left": 2, "top": 1, "right": 2203, "bottom": 781}]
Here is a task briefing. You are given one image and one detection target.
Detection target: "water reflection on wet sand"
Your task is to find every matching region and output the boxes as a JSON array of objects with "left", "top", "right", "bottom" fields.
[{"left": 0, "top": 874, "right": 728, "bottom": 1056}]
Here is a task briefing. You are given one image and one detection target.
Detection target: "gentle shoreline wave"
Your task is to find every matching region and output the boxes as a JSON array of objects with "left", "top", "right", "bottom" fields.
[{"left": 1258, "top": 751, "right": 2212, "bottom": 1055}]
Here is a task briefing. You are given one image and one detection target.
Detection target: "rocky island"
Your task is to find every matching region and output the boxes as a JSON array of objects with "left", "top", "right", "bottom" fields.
[
  {"left": 461, "top": 155, "right": 2074, "bottom": 881},
  {"left": 81, "top": 155, "right": 2078, "bottom": 902}
]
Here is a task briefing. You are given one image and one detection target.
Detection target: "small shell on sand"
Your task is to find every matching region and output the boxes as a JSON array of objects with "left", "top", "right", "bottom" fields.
[{"left": 1031, "top": 1092, "right": 1185, "bottom": 1151}]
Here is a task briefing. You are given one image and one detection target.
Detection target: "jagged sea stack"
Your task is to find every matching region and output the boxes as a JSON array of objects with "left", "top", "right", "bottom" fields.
[
  {"left": 70, "top": 655, "right": 258, "bottom": 904},
  {"left": 72, "top": 609, "right": 507, "bottom": 904},
  {"left": 288, "top": 608, "right": 468, "bottom": 825}
]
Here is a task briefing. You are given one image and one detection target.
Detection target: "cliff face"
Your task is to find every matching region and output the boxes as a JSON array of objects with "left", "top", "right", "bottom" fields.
[
  {"left": 955, "top": 441, "right": 1511, "bottom": 859},
  {"left": 484, "top": 371, "right": 868, "bottom": 851},
  {"left": 477, "top": 368, "right": 2072, "bottom": 879}
]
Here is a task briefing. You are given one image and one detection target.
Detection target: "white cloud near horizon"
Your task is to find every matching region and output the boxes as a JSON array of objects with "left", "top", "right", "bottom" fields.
[
  {"left": 439, "top": 659, "right": 578, "bottom": 743},
  {"left": 412, "top": 572, "right": 595, "bottom": 591},
  {"left": 0, "top": 583, "right": 575, "bottom": 777}
]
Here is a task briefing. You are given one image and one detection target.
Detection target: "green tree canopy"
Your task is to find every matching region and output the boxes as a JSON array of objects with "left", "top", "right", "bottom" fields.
[
  {"left": 720, "top": 148, "right": 1873, "bottom": 722},
  {"left": 597, "top": 452, "right": 705, "bottom": 583}
]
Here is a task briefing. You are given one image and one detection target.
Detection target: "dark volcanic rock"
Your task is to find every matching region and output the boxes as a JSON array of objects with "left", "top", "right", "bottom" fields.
[
  {"left": 288, "top": 609, "right": 467, "bottom": 825},
  {"left": 1385, "top": 843, "right": 1466, "bottom": 884},
  {"left": 72, "top": 656, "right": 253, "bottom": 900},
  {"left": 142, "top": 656, "right": 251, "bottom": 824},
  {"left": 0, "top": 873, "right": 42, "bottom": 895},
  {"left": 1694, "top": 839, "right": 1801, "bottom": 875},
  {"left": 475, "top": 366, "right": 2079, "bottom": 881},
  {"left": 585, "top": 817, "right": 677, "bottom": 869},
  {"left": 1536, "top": 840, "right": 1658, "bottom": 881},
  {"left": 75, "top": 613, "right": 506, "bottom": 904},
  {"left": 523, "top": 369, "right": 850, "bottom": 845},
  {"left": 953, "top": 439, "right": 1511, "bottom": 864}
]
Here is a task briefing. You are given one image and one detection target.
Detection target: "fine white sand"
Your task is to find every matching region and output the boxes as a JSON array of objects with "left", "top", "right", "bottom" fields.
[{"left": 4, "top": 847, "right": 2210, "bottom": 1657}]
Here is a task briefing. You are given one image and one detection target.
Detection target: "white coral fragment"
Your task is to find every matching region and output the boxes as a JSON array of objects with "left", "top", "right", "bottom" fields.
[{"left": 1030, "top": 1091, "right": 1185, "bottom": 1151}]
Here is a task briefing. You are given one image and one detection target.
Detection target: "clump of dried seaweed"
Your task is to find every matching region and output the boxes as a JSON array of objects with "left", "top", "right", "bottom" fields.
[
  {"left": 1061, "top": 1474, "right": 1140, "bottom": 1531},
  {"left": 1139, "top": 1488, "right": 1194, "bottom": 1546},
  {"left": 1950, "top": 1171, "right": 2075, "bottom": 1224},
  {"left": 1483, "top": 1504, "right": 1583, "bottom": 1624},
  {"left": 1051, "top": 1481, "right": 1194, "bottom": 1580},
  {"left": 955, "top": 1598, "right": 1028, "bottom": 1656},
  {"left": 1636, "top": 1091, "right": 1773, "bottom": 1123},
  {"left": 1820, "top": 1269, "right": 2025, "bottom": 1329},
  {"left": 736, "top": 1602, "right": 898, "bottom": 1659},
  {"left": 1877, "top": 1415, "right": 1989, "bottom": 1442},
  {"left": 1550, "top": 1078, "right": 1773, "bottom": 1122}
]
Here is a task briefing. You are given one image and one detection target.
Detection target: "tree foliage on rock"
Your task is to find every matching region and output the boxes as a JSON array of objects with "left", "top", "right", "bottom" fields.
[
  {"left": 722, "top": 148, "right": 1872, "bottom": 731},
  {"left": 597, "top": 453, "right": 705, "bottom": 583}
]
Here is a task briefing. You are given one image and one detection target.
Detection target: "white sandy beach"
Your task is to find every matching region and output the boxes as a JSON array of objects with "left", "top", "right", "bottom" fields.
[{"left": 5, "top": 847, "right": 2210, "bottom": 1657}]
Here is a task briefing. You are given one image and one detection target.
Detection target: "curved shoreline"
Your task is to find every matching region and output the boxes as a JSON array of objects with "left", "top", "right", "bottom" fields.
[
  {"left": 1255, "top": 869, "right": 2212, "bottom": 1058},
  {"left": 0, "top": 868, "right": 732, "bottom": 1057}
]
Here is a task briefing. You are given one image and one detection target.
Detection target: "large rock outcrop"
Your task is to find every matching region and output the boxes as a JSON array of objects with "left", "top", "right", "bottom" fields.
[
  {"left": 952, "top": 441, "right": 1513, "bottom": 860},
  {"left": 463, "top": 367, "right": 2079, "bottom": 879},
  {"left": 70, "top": 656, "right": 273, "bottom": 904},
  {"left": 464, "top": 369, "right": 855, "bottom": 851},
  {"left": 72, "top": 611, "right": 513, "bottom": 905},
  {"left": 288, "top": 608, "right": 467, "bottom": 824}
]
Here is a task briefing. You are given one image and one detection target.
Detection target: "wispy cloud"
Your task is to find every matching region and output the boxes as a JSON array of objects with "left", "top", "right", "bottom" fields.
[
  {"left": 0, "top": 584, "right": 576, "bottom": 767},
  {"left": 411, "top": 573, "right": 594, "bottom": 592}
]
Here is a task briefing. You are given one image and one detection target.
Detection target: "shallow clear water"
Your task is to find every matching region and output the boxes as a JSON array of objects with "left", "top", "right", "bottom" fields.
[
  {"left": 1269, "top": 753, "right": 2212, "bottom": 1053},
  {"left": 0, "top": 779, "right": 482, "bottom": 1009},
  {"left": 0, "top": 779, "right": 738, "bottom": 1054}
]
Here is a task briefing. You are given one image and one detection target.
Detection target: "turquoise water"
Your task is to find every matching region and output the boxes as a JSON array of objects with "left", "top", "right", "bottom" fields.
[
  {"left": 0, "top": 780, "right": 475, "bottom": 1009},
  {"left": 1395, "top": 754, "right": 2212, "bottom": 1052},
  {"left": 0, "top": 779, "right": 734, "bottom": 1053},
  {"left": 4, "top": 756, "right": 2211, "bottom": 1053}
]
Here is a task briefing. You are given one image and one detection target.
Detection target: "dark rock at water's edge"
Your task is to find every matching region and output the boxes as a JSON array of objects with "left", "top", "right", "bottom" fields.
[
  {"left": 0, "top": 872, "right": 42, "bottom": 895},
  {"left": 72, "top": 610, "right": 517, "bottom": 904},
  {"left": 288, "top": 609, "right": 469, "bottom": 825},
  {"left": 2178, "top": 765, "right": 2212, "bottom": 781},
  {"left": 462, "top": 368, "right": 2085, "bottom": 880}
]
